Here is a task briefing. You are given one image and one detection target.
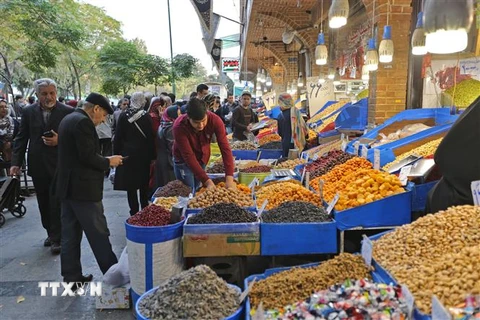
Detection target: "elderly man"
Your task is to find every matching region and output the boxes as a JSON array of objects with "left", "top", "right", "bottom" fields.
[
  {"left": 10, "top": 78, "right": 73, "bottom": 254},
  {"left": 56, "top": 92, "right": 123, "bottom": 284}
]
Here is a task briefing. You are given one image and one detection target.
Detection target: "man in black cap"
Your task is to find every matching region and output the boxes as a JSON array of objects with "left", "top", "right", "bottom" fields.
[
  {"left": 231, "top": 91, "right": 258, "bottom": 141},
  {"left": 56, "top": 92, "right": 123, "bottom": 284},
  {"left": 11, "top": 78, "right": 73, "bottom": 254}
]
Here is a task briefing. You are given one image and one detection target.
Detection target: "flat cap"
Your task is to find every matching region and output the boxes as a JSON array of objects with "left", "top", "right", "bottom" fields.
[{"left": 85, "top": 92, "right": 113, "bottom": 114}]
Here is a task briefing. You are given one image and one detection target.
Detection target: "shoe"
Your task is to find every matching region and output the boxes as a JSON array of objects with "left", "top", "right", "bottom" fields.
[
  {"left": 70, "top": 274, "right": 93, "bottom": 293},
  {"left": 44, "top": 237, "right": 52, "bottom": 247},
  {"left": 51, "top": 243, "right": 61, "bottom": 255}
]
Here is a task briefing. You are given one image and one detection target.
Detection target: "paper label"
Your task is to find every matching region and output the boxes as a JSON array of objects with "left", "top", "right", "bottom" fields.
[
  {"left": 256, "top": 151, "right": 262, "bottom": 162},
  {"left": 373, "top": 149, "right": 380, "bottom": 170},
  {"left": 326, "top": 193, "right": 340, "bottom": 214},
  {"left": 432, "top": 295, "right": 451, "bottom": 320},
  {"left": 361, "top": 146, "right": 368, "bottom": 159},
  {"left": 361, "top": 235, "right": 373, "bottom": 267},
  {"left": 341, "top": 141, "right": 347, "bottom": 151},
  {"left": 305, "top": 172, "right": 310, "bottom": 188},
  {"left": 401, "top": 285, "right": 415, "bottom": 315},
  {"left": 353, "top": 141, "right": 360, "bottom": 155},
  {"left": 273, "top": 158, "right": 279, "bottom": 167},
  {"left": 399, "top": 165, "right": 412, "bottom": 186},
  {"left": 301, "top": 168, "right": 306, "bottom": 184},
  {"left": 239, "top": 278, "right": 256, "bottom": 303},
  {"left": 313, "top": 154, "right": 319, "bottom": 161},
  {"left": 258, "top": 200, "right": 268, "bottom": 216},
  {"left": 252, "top": 302, "right": 265, "bottom": 320},
  {"left": 305, "top": 154, "right": 309, "bottom": 163},
  {"left": 471, "top": 180, "right": 480, "bottom": 206},
  {"left": 341, "top": 133, "right": 345, "bottom": 141}
]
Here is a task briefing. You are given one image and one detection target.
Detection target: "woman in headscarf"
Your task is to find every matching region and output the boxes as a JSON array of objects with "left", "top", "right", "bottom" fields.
[
  {"left": 155, "top": 105, "right": 181, "bottom": 189},
  {"left": 276, "top": 93, "right": 309, "bottom": 157},
  {"left": 113, "top": 92, "right": 156, "bottom": 216}
]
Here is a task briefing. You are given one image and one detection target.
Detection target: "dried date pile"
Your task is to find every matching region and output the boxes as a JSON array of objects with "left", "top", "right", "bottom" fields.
[
  {"left": 304, "top": 150, "right": 354, "bottom": 179},
  {"left": 240, "top": 165, "right": 272, "bottom": 173},
  {"left": 127, "top": 205, "right": 171, "bottom": 227},
  {"left": 188, "top": 203, "right": 257, "bottom": 224},
  {"left": 153, "top": 180, "right": 191, "bottom": 197},
  {"left": 262, "top": 201, "right": 330, "bottom": 223},
  {"left": 259, "top": 141, "right": 283, "bottom": 149},
  {"left": 138, "top": 265, "right": 240, "bottom": 320}
]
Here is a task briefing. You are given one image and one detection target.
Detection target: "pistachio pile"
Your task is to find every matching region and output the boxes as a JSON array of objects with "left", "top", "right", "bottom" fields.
[
  {"left": 188, "top": 188, "right": 254, "bottom": 208},
  {"left": 373, "top": 205, "right": 480, "bottom": 314}
]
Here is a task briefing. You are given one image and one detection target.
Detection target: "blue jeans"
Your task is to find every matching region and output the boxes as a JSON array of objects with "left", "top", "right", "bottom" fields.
[{"left": 173, "top": 162, "right": 205, "bottom": 194}]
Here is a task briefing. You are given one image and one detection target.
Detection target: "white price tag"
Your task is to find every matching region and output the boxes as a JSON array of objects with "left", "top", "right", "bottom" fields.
[
  {"left": 341, "top": 141, "right": 347, "bottom": 151},
  {"left": 249, "top": 177, "right": 259, "bottom": 190},
  {"left": 305, "top": 154, "right": 309, "bottom": 163},
  {"left": 432, "top": 295, "right": 451, "bottom": 320},
  {"left": 239, "top": 278, "right": 256, "bottom": 303},
  {"left": 256, "top": 151, "right": 262, "bottom": 162},
  {"left": 401, "top": 285, "right": 415, "bottom": 315},
  {"left": 361, "top": 146, "right": 368, "bottom": 159},
  {"left": 252, "top": 302, "right": 265, "bottom": 320},
  {"left": 341, "top": 133, "right": 345, "bottom": 141},
  {"left": 313, "top": 154, "right": 319, "bottom": 161},
  {"left": 273, "top": 158, "right": 279, "bottom": 167},
  {"left": 305, "top": 172, "right": 310, "bottom": 188},
  {"left": 399, "top": 165, "right": 412, "bottom": 186},
  {"left": 326, "top": 193, "right": 340, "bottom": 214},
  {"left": 374, "top": 148, "right": 380, "bottom": 170},
  {"left": 353, "top": 141, "right": 360, "bottom": 155},
  {"left": 361, "top": 235, "right": 373, "bottom": 266},
  {"left": 301, "top": 167, "right": 306, "bottom": 184},
  {"left": 471, "top": 180, "right": 480, "bottom": 206},
  {"left": 257, "top": 200, "right": 268, "bottom": 216},
  {"left": 319, "top": 179, "right": 325, "bottom": 200}
]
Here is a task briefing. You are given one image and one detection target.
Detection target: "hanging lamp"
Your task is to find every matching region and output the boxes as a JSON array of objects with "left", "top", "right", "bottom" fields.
[
  {"left": 266, "top": 75, "right": 272, "bottom": 86},
  {"left": 263, "top": 87, "right": 267, "bottom": 93},
  {"left": 315, "top": 33, "right": 329, "bottom": 65},
  {"left": 297, "top": 72, "right": 304, "bottom": 87},
  {"left": 365, "top": 38, "right": 379, "bottom": 71},
  {"left": 361, "top": 65, "right": 370, "bottom": 81},
  {"left": 411, "top": 12, "right": 427, "bottom": 55},
  {"left": 379, "top": 25, "right": 394, "bottom": 63},
  {"left": 329, "top": 0, "right": 349, "bottom": 29},
  {"left": 423, "top": 0, "right": 474, "bottom": 54},
  {"left": 256, "top": 68, "right": 262, "bottom": 82},
  {"left": 256, "top": 82, "right": 261, "bottom": 90},
  {"left": 261, "top": 69, "right": 267, "bottom": 83}
]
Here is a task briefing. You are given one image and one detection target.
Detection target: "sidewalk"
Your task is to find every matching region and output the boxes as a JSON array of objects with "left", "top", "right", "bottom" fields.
[{"left": 0, "top": 180, "right": 134, "bottom": 320}]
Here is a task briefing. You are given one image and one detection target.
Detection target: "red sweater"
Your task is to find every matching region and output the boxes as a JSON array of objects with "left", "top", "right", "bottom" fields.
[{"left": 172, "top": 111, "right": 234, "bottom": 183}]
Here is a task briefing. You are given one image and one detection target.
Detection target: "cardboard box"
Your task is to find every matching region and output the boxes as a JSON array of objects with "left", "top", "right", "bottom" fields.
[
  {"left": 183, "top": 216, "right": 260, "bottom": 257},
  {"left": 95, "top": 284, "right": 131, "bottom": 309}
]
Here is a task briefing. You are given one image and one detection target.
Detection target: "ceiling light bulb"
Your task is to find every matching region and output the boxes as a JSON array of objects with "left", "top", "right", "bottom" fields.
[
  {"left": 315, "top": 33, "right": 328, "bottom": 65},
  {"left": 412, "top": 12, "right": 427, "bottom": 55},
  {"left": 365, "top": 38, "right": 379, "bottom": 71},
  {"left": 266, "top": 76, "right": 272, "bottom": 86},
  {"left": 297, "top": 72, "right": 304, "bottom": 88},
  {"left": 329, "top": 0, "right": 349, "bottom": 29},
  {"left": 379, "top": 26, "right": 394, "bottom": 63}
]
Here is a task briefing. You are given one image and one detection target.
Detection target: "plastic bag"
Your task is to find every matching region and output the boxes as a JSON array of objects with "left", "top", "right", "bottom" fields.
[
  {"left": 108, "top": 167, "right": 115, "bottom": 184},
  {"left": 103, "top": 247, "right": 129, "bottom": 287}
]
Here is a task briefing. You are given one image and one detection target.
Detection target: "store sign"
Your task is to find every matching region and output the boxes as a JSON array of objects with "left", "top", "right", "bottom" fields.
[
  {"left": 221, "top": 58, "right": 240, "bottom": 73},
  {"left": 306, "top": 77, "right": 335, "bottom": 116}
]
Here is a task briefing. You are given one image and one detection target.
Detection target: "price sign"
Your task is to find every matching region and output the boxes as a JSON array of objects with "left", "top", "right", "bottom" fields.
[
  {"left": 273, "top": 158, "right": 279, "bottom": 167},
  {"left": 313, "top": 153, "right": 319, "bottom": 161},
  {"left": 471, "top": 180, "right": 480, "bottom": 206},
  {"left": 305, "top": 172, "right": 310, "bottom": 188},
  {"left": 258, "top": 200, "right": 268, "bottom": 216},
  {"left": 301, "top": 167, "right": 306, "bottom": 184},
  {"left": 239, "top": 278, "right": 256, "bottom": 303},
  {"left": 399, "top": 165, "right": 412, "bottom": 186},
  {"left": 326, "top": 193, "right": 340, "bottom": 214},
  {"left": 353, "top": 141, "right": 360, "bottom": 155},
  {"left": 432, "top": 296, "right": 451, "bottom": 320},
  {"left": 361, "top": 235, "right": 373, "bottom": 266},
  {"left": 361, "top": 146, "right": 368, "bottom": 159},
  {"left": 256, "top": 151, "right": 262, "bottom": 162},
  {"left": 305, "top": 154, "right": 309, "bottom": 163},
  {"left": 341, "top": 133, "right": 345, "bottom": 141},
  {"left": 401, "top": 285, "right": 415, "bottom": 315},
  {"left": 374, "top": 149, "right": 381, "bottom": 170}
]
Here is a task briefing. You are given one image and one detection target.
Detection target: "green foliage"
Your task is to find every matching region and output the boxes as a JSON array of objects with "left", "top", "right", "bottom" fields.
[{"left": 171, "top": 54, "right": 198, "bottom": 80}]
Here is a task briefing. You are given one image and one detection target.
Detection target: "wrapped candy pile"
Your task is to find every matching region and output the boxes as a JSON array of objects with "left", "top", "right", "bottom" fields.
[{"left": 262, "top": 279, "right": 408, "bottom": 320}]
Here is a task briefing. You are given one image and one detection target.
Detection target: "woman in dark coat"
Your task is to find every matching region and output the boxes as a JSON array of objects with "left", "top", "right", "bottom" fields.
[
  {"left": 155, "top": 106, "right": 180, "bottom": 189},
  {"left": 276, "top": 93, "right": 309, "bottom": 157},
  {"left": 113, "top": 92, "right": 156, "bottom": 215}
]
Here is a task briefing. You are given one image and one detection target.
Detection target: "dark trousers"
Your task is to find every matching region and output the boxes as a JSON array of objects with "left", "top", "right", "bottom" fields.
[
  {"left": 60, "top": 199, "right": 117, "bottom": 281},
  {"left": 127, "top": 187, "right": 149, "bottom": 216},
  {"left": 31, "top": 175, "right": 61, "bottom": 243}
]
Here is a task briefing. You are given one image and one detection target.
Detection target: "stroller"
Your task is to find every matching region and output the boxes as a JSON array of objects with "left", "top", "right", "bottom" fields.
[{"left": 0, "top": 176, "right": 26, "bottom": 227}]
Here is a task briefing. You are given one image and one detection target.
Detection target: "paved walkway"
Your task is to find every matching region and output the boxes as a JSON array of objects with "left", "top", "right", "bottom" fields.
[{"left": 0, "top": 180, "right": 134, "bottom": 320}]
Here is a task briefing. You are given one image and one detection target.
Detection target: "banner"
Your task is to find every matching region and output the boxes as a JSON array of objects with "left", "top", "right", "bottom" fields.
[
  {"left": 190, "top": 0, "right": 212, "bottom": 33},
  {"left": 306, "top": 77, "right": 335, "bottom": 116},
  {"left": 211, "top": 39, "right": 223, "bottom": 71},
  {"left": 202, "top": 13, "right": 221, "bottom": 53}
]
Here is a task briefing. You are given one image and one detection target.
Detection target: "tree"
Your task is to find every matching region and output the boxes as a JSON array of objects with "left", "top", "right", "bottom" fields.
[
  {"left": 142, "top": 55, "right": 169, "bottom": 95},
  {"left": 171, "top": 54, "right": 197, "bottom": 81}
]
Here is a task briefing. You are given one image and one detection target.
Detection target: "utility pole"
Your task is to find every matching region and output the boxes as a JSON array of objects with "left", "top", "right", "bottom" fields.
[{"left": 167, "top": 0, "right": 176, "bottom": 95}]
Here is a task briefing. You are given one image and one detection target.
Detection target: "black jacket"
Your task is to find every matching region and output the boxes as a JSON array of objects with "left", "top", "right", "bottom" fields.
[
  {"left": 277, "top": 108, "right": 294, "bottom": 157},
  {"left": 12, "top": 102, "right": 74, "bottom": 178},
  {"left": 55, "top": 109, "right": 110, "bottom": 202},
  {"left": 231, "top": 106, "right": 258, "bottom": 141}
]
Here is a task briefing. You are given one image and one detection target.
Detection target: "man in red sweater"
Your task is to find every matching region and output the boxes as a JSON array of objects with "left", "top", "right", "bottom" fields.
[{"left": 172, "top": 98, "right": 236, "bottom": 191}]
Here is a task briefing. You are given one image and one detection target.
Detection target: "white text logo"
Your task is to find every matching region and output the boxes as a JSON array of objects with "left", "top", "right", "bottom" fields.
[{"left": 38, "top": 282, "right": 102, "bottom": 297}]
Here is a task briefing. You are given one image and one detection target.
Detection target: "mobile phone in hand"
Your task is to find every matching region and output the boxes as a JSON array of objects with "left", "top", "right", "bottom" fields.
[{"left": 43, "top": 131, "right": 54, "bottom": 138}]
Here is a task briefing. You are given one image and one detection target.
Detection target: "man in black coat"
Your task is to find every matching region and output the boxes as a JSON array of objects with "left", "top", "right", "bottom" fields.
[
  {"left": 56, "top": 92, "right": 123, "bottom": 283},
  {"left": 10, "top": 78, "right": 74, "bottom": 254}
]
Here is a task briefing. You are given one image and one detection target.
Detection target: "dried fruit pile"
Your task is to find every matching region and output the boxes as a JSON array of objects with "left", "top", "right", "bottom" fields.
[
  {"left": 249, "top": 253, "right": 370, "bottom": 310},
  {"left": 152, "top": 196, "right": 178, "bottom": 211},
  {"left": 240, "top": 165, "right": 272, "bottom": 173},
  {"left": 137, "top": 265, "right": 240, "bottom": 320},
  {"left": 206, "top": 160, "right": 225, "bottom": 174},
  {"left": 262, "top": 201, "right": 330, "bottom": 223},
  {"left": 188, "top": 188, "right": 254, "bottom": 208},
  {"left": 259, "top": 141, "right": 283, "bottom": 150},
  {"left": 127, "top": 206, "right": 171, "bottom": 227},
  {"left": 274, "top": 158, "right": 305, "bottom": 169},
  {"left": 373, "top": 205, "right": 480, "bottom": 314},
  {"left": 153, "top": 180, "right": 191, "bottom": 197},
  {"left": 230, "top": 140, "right": 257, "bottom": 150},
  {"left": 258, "top": 134, "right": 281, "bottom": 146},
  {"left": 307, "top": 100, "right": 348, "bottom": 124},
  {"left": 187, "top": 203, "right": 257, "bottom": 224},
  {"left": 302, "top": 139, "right": 343, "bottom": 158},
  {"left": 197, "top": 182, "right": 251, "bottom": 196},
  {"left": 255, "top": 181, "right": 322, "bottom": 210},
  {"left": 303, "top": 150, "right": 354, "bottom": 179},
  {"left": 382, "top": 137, "right": 443, "bottom": 171}
]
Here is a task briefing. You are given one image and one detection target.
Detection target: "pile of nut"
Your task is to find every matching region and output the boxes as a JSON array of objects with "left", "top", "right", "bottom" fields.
[
  {"left": 230, "top": 140, "right": 257, "bottom": 150},
  {"left": 249, "top": 253, "right": 370, "bottom": 310},
  {"left": 262, "top": 201, "right": 331, "bottom": 223},
  {"left": 373, "top": 205, "right": 480, "bottom": 314},
  {"left": 255, "top": 181, "right": 322, "bottom": 210},
  {"left": 187, "top": 203, "right": 257, "bottom": 224},
  {"left": 310, "top": 157, "right": 372, "bottom": 191},
  {"left": 274, "top": 158, "right": 305, "bottom": 169},
  {"left": 153, "top": 196, "right": 178, "bottom": 211},
  {"left": 188, "top": 188, "right": 254, "bottom": 208},
  {"left": 137, "top": 265, "right": 240, "bottom": 320},
  {"left": 258, "top": 134, "right": 281, "bottom": 146},
  {"left": 153, "top": 180, "right": 192, "bottom": 197},
  {"left": 304, "top": 150, "right": 354, "bottom": 179},
  {"left": 197, "top": 182, "right": 251, "bottom": 196},
  {"left": 237, "top": 161, "right": 262, "bottom": 170},
  {"left": 382, "top": 137, "right": 443, "bottom": 171}
]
